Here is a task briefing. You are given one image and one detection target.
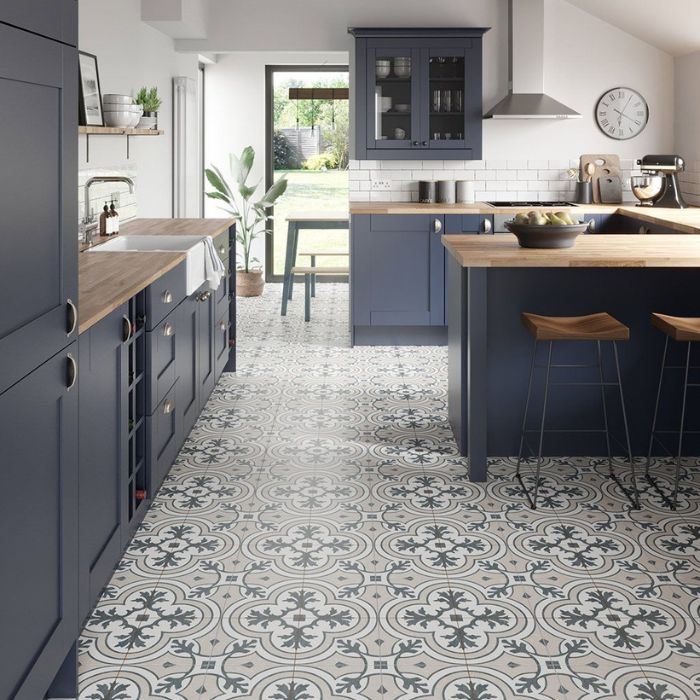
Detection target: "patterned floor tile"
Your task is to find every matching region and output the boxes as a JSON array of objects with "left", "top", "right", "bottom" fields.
[{"left": 78, "top": 284, "right": 700, "bottom": 696}]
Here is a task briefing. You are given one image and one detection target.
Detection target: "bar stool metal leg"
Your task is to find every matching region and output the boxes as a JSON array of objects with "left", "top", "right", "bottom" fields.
[
  {"left": 596, "top": 340, "right": 613, "bottom": 474},
  {"left": 612, "top": 341, "right": 640, "bottom": 509},
  {"left": 646, "top": 336, "right": 670, "bottom": 478},
  {"left": 673, "top": 342, "right": 693, "bottom": 508},
  {"left": 516, "top": 338, "right": 538, "bottom": 507}
]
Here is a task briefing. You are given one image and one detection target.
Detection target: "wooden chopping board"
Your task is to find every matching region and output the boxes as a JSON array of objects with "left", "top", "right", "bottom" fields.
[
  {"left": 580, "top": 154, "right": 621, "bottom": 204},
  {"left": 599, "top": 175, "right": 623, "bottom": 204}
]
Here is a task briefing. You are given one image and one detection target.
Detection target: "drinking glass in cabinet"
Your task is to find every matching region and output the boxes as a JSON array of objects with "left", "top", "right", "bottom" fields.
[
  {"left": 441, "top": 89, "right": 452, "bottom": 113},
  {"left": 453, "top": 89, "right": 463, "bottom": 113},
  {"left": 432, "top": 90, "right": 441, "bottom": 112}
]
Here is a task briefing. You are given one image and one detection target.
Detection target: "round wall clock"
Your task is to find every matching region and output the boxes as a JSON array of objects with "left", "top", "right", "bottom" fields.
[{"left": 595, "top": 87, "right": 649, "bottom": 140}]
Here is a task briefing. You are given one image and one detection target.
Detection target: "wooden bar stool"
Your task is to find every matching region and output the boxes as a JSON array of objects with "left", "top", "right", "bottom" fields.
[
  {"left": 517, "top": 312, "right": 639, "bottom": 510},
  {"left": 646, "top": 313, "right": 700, "bottom": 509}
]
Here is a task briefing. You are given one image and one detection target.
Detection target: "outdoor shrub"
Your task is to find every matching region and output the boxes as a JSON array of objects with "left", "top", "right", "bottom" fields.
[
  {"left": 273, "top": 130, "right": 301, "bottom": 170},
  {"left": 302, "top": 151, "right": 339, "bottom": 171}
]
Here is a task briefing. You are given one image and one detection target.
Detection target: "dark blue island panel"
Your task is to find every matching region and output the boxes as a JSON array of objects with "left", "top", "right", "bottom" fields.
[{"left": 447, "top": 255, "right": 700, "bottom": 481}]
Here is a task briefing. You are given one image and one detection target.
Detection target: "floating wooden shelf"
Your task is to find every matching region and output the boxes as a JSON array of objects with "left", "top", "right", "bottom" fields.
[
  {"left": 79, "top": 126, "right": 164, "bottom": 162},
  {"left": 79, "top": 126, "right": 164, "bottom": 136}
]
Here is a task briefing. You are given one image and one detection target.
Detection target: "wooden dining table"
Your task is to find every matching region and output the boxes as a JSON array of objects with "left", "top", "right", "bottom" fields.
[{"left": 280, "top": 210, "right": 350, "bottom": 316}]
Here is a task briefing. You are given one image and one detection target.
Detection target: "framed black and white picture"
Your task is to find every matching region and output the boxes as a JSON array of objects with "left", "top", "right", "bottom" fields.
[{"left": 78, "top": 51, "right": 104, "bottom": 126}]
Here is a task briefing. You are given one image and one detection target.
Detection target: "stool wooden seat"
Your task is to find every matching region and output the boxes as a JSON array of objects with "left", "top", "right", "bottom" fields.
[
  {"left": 522, "top": 312, "right": 630, "bottom": 341},
  {"left": 651, "top": 313, "right": 700, "bottom": 342},
  {"left": 291, "top": 266, "right": 349, "bottom": 322}
]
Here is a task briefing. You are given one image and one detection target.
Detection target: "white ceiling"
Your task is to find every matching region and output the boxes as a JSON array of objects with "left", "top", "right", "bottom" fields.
[{"left": 564, "top": 0, "right": 700, "bottom": 56}]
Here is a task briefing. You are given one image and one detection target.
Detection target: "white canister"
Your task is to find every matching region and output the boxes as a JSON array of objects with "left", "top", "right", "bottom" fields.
[{"left": 456, "top": 180, "right": 475, "bottom": 204}]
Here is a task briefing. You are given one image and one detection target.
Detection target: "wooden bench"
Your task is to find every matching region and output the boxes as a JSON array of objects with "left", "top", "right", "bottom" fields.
[
  {"left": 291, "top": 265, "right": 349, "bottom": 321},
  {"left": 297, "top": 250, "right": 349, "bottom": 297}
]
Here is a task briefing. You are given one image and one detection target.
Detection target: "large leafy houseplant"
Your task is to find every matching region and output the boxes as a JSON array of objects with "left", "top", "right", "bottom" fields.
[{"left": 205, "top": 147, "right": 287, "bottom": 277}]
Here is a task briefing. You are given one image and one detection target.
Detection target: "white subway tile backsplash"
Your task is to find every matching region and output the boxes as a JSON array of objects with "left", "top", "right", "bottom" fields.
[{"left": 349, "top": 156, "right": 638, "bottom": 204}]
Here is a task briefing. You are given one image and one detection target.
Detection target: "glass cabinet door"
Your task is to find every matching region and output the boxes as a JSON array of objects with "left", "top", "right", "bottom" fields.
[
  {"left": 366, "top": 46, "right": 420, "bottom": 150},
  {"left": 421, "top": 47, "right": 468, "bottom": 150}
]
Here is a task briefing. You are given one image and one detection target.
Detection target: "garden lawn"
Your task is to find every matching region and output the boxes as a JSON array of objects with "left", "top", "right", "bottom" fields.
[{"left": 271, "top": 169, "right": 349, "bottom": 276}]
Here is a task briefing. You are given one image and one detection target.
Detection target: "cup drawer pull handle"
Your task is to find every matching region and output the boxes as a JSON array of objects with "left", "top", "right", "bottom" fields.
[
  {"left": 163, "top": 322, "right": 174, "bottom": 337},
  {"left": 219, "top": 321, "right": 227, "bottom": 332},
  {"left": 219, "top": 245, "right": 226, "bottom": 255},
  {"left": 66, "top": 299, "right": 77, "bottom": 336},
  {"left": 66, "top": 353, "right": 77, "bottom": 391},
  {"left": 163, "top": 399, "right": 174, "bottom": 415},
  {"left": 122, "top": 315, "right": 132, "bottom": 343},
  {"left": 162, "top": 290, "right": 173, "bottom": 304}
]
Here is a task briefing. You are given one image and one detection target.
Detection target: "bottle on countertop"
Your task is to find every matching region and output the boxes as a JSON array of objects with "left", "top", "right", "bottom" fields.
[
  {"left": 109, "top": 200, "right": 119, "bottom": 235},
  {"left": 99, "top": 202, "right": 109, "bottom": 235}
]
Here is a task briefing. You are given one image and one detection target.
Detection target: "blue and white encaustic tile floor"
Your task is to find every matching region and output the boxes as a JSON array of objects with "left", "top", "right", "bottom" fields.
[{"left": 79, "top": 284, "right": 700, "bottom": 700}]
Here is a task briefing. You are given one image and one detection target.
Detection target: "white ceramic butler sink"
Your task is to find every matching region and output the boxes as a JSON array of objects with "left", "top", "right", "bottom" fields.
[{"left": 88, "top": 235, "right": 209, "bottom": 294}]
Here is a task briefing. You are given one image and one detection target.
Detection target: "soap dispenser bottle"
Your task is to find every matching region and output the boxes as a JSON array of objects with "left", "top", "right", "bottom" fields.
[
  {"left": 99, "top": 202, "right": 109, "bottom": 235},
  {"left": 109, "top": 200, "right": 119, "bottom": 235}
]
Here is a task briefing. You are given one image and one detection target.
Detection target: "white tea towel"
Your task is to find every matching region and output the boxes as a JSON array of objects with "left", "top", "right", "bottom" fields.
[{"left": 202, "top": 235, "right": 226, "bottom": 291}]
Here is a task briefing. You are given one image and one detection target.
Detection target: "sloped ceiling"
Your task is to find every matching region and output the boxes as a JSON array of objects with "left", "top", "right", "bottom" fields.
[{"left": 564, "top": 0, "right": 700, "bottom": 56}]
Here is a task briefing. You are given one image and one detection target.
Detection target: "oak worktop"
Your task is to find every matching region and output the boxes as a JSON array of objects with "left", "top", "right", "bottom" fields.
[
  {"left": 442, "top": 234, "right": 700, "bottom": 268},
  {"left": 349, "top": 201, "right": 700, "bottom": 234},
  {"left": 78, "top": 217, "right": 234, "bottom": 334}
]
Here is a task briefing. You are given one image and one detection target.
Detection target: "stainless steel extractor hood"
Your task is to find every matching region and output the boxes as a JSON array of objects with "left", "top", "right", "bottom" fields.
[{"left": 484, "top": 0, "right": 581, "bottom": 119}]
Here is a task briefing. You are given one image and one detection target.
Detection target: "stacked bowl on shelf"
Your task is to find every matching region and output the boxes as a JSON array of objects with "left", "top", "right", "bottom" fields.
[{"left": 103, "top": 94, "right": 143, "bottom": 128}]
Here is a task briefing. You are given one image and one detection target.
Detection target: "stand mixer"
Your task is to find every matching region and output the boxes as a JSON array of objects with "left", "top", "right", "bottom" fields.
[{"left": 631, "top": 155, "right": 688, "bottom": 208}]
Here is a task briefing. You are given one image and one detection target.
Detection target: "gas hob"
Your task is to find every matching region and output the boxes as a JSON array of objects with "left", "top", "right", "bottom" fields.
[{"left": 486, "top": 201, "right": 577, "bottom": 207}]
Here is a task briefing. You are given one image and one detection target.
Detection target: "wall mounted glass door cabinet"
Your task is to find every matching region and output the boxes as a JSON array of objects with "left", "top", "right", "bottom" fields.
[{"left": 349, "top": 27, "right": 489, "bottom": 160}]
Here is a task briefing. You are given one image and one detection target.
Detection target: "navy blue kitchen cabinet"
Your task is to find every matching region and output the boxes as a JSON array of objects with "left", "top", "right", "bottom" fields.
[
  {"left": 351, "top": 214, "right": 446, "bottom": 345},
  {"left": 0, "top": 346, "right": 79, "bottom": 700},
  {"left": 78, "top": 305, "right": 129, "bottom": 625},
  {"left": 148, "top": 381, "right": 180, "bottom": 493},
  {"left": 177, "top": 293, "right": 200, "bottom": 443},
  {"left": 0, "top": 21, "right": 78, "bottom": 395},
  {"left": 444, "top": 214, "right": 494, "bottom": 235},
  {"left": 349, "top": 28, "right": 488, "bottom": 161},
  {"left": 1, "top": 0, "right": 77, "bottom": 45},
  {"left": 198, "top": 288, "right": 218, "bottom": 406}
]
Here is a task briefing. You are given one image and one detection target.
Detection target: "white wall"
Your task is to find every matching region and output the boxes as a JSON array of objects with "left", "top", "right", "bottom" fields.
[
  {"left": 201, "top": 0, "right": 675, "bottom": 260},
  {"left": 204, "top": 51, "right": 346, "bottom": 264},
  {"left": 674, "top": 51, "right": 700, "bottom": 205},
  {"left": 79, "top": 0, "right": 199, "bottom": 220}
]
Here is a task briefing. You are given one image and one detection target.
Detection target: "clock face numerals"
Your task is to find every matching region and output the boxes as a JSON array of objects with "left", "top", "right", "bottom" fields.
[{"left": 596, "top": 87, "right": 648, "bottom": 140}]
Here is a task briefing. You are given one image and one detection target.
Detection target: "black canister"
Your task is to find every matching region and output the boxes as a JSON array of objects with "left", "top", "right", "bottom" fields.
[{"left": 419, "top": 181, "right": 435, "bottom": 203}]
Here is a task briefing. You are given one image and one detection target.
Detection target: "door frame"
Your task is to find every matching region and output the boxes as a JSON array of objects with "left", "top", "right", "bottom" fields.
[{"left": 264, "top": 63, "right": 349, "bottom": 282}]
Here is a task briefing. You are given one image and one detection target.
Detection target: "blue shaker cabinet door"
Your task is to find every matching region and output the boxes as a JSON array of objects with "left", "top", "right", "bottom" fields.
[
  {"left": 1, "top": 1, "right": 78, "bottom": 45},
  {"left": 177, "top": 294, "right": 200, "bottom": 446},
  {"left": 0, "top": 346, "right": 78, "bottom": 700},
  {"left": 352, "top": 214, "right": 445, "bottom": 326},
  {"left": 0, "top": 24, "right": 78, "bottom": 395},
  {"left": 198, "top": 291, "right": 217, "bottom": 407},
  {"left": 78, "top": 305, "right": 128, "bottom": 625}
]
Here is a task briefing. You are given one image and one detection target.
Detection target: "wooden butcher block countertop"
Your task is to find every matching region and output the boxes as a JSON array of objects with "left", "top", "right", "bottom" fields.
[
  {"left": 78, "top": 217, "right": 234, "bottom": 334},
  {"left": 442, "top": 234, "right": 700, "bottom": 268},
  {"left": 349, "top": 201, "right": 700, "bottom": 234}
]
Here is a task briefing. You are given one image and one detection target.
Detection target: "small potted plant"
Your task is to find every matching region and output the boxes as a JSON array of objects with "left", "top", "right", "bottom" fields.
[
  {"left": 205, "top": 147, "right": 287, "bottom": 297},
  {"left": 135, "top": 86, "right": 162, "bottom": 128}
]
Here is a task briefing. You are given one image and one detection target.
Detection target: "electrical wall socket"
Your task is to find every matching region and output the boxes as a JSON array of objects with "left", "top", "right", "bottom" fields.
[
  {"left": 110, "top": 191, "right": 121, "bottom": 207},
  {"left": 370, "top": 180, "right": 391, "bottom": 191}
]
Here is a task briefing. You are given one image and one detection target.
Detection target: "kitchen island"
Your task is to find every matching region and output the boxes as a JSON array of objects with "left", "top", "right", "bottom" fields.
[{"left": 443, "top": 234, "right": 700, "bottom": 481}]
